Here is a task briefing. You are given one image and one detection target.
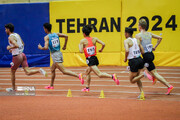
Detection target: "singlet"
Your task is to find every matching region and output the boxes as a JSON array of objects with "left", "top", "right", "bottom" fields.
[
  {"left": 48, "top": 33, "right": 60, "bottom": 53},
  {"left": 83, "top": 37, "right": 97, "bottom": 58},
  {"left": 9, "top": 33, "right": 24, "bottom": 56},
  {"left": 137, "top": 32, "right": 153, "bottom": 53},
  {"left": 127, "top": 37, "right": 141, "bottom": 60}
]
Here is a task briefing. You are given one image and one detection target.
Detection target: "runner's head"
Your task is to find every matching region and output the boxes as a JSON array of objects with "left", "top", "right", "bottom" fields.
[
  {"left": 125, "top": 27, "right": 133, "bottom": 38},
  {"left": 82, "top": 25, "right": 93, "bottom": 37},
  {"left": 43, "top": 23, "right": 52, "bottom": 34},
  {"left": 138, "top": 19, "right": 147, "bottom": 31},
  {"left": 5, "top": 23, "right": 14, "bottom": 35}
]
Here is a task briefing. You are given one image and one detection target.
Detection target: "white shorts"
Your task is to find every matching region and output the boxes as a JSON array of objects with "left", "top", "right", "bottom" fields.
[{"left": 51, "top": 51, "right": 63, "bottom": 63}]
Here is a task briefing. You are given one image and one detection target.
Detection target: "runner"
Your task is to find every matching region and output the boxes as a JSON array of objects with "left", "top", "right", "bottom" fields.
[
  {"left": 124, "top": 27, "right": 153, "bottom": 99},
  {"left": 5, "top": 23, "right": 47, "bottom": 92},
  {"left": 38, "top": 23, "right": 84, "bottom": 89},
  {"left": 136, "top": 19, "right": 174, "bottom": 95},
  {"left": 79, "top": 25, "right": 119, "bottom": 92}
]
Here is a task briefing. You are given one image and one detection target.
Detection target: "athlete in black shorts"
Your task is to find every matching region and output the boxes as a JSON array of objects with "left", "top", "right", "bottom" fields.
[
  {"left": 124, "top": 27, "right": 153, "bottom": 99},
  {"left": 79, "top": 25, "right": 120, "bottom": 92},
  {"left": 136, "top": 19, "right": 174, "bottom": 95}
]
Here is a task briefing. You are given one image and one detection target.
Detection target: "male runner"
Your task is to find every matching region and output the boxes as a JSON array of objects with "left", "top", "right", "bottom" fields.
[
  {"left": 79, "top": 25, "right": 119, "bottom": 92},
  {"left": 38, "top": 23, "right": 84, "bottom": 89},
  {"left": 5, "top": 23, "right": 47, "bottom": 92},
  {"left": 136, "top": 19, "right": 174, "bottom": 95},
  {"left": 124, "top": 27, "right": 152, "bottom": 99}
]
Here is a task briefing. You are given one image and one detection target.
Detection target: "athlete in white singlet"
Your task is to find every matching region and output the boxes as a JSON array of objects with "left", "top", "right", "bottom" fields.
[
  {"left": 5, "top": 23, "right": 47, "bottom": 92},
  {"left": 124, "top": 27, "right": 153, "bottom": 99}
]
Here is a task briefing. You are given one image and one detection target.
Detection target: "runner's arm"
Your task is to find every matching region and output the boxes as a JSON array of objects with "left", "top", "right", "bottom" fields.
[
  {"left": 7, "top": 37, "right": 19, "bottom": 50},
  {"left": 96, "top": 38, "right": 105, "bottom": 52},
  {"left": 124, "top": 40, "right": 129, "bottom": 62},
  {"left": 57, "top": 33, "right": 68, "bottom": 50},
  {"left": 79, "top": 40, "right": 84, "bottom": 53},
  {"left": 137, "top": 38, "right": 144, "bottom": 55},
  {"left": 151, "top": 33, "right": 162, "bottom": 51},
  {"left": 38, "top": 36, "right": 49, "bottom": 50}
]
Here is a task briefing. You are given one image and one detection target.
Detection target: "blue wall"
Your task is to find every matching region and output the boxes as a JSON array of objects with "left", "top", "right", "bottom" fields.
[{"left": 0, "top": 3, "right": 50, "bottom": 67}]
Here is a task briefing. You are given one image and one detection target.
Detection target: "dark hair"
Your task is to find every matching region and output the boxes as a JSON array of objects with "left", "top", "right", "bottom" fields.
[
  {"left": 43, "top": 23, "right": 52, "bottom": 32},
  {"left": 82, "top": 25, "right": 93, "bottom": 36},
  {"left": 125, "top": 27, "right": 133, "bottom": 36},
  {"left": 5, "top": 23, "right": 14, "bottom": 32}
]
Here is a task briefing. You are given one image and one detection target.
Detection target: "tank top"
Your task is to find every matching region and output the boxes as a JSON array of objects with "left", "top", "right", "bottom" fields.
[
  {"left": 9, "top": 33, "right": 24, "bottom": 56},
  {"left": 127, "top": 37, "right": 141, "bottom": 60},
  {"left": 137, "top": 32, "right": 153, "bottom": 53},
  {"left": 48, "top": 33, "right": 60, "bottom": 53},
  {"left": 83, "top": 37, "right": 97, "bottom": 58}
]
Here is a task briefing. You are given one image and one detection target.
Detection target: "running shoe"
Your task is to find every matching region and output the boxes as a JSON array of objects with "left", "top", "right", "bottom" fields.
[
  {"left": 40, "top": 68, "right": 48, "bottom": 77},
  {"left": 79, "top": 73, "right": 84, "bottom": 85},
  {"left": 81, "top": 88, "right": 89, "bottom": 92},
  {"left": 6, "top": 88, "right": 16, "bottom": 92},
  {"left": 152, "top": 76, "right": 157, "bottom": 85},
  {"left": 166, "top": 85, "right": 174, "bottom": 95},
  {"left": 112, "top": 74, "right": 120, "bottom": 85},
  {"left": 144, "top": 70, "right": 153, "bottom": 80},
  {"left": 45, "top": 85, "right": 54, "bottom": 90}
]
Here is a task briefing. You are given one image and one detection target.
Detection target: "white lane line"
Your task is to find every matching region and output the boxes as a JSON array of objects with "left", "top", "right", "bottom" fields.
[
  {"left": 4, "top": 88, "right": 179, "bottom": 96},
  {"left": 0, "top": 83, "right": 180, "bottom": 89},
  {"left": 0, "top": 75, "right": 180, "bottom": 79},
  {"left": 1, "top": 88, "right": 180, "bottom": 95},
  {"left": 0, "top": 71, "right": 180, "bottom": 74},
  {"left": 0, "top": 79, "right": 180, "bottom": 84}
]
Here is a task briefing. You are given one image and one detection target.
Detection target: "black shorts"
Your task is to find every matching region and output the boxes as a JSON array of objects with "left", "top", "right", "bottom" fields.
[
  {"left": 128, "top": 57, "right": 144, "bottom": 72},
  {"left": 143, "top": 52, "right": 155, "bottom": 71},
  {"left": 86, "top": 56, "right": 99, "bottom": 66}
]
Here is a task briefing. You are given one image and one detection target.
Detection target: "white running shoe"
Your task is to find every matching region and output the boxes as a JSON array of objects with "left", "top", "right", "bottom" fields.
[
  {"left": 6, "top": 88, "right": 16, "bottom": 92},
  {"left": 40, "top": 68, "right": 48, "bottom": 77}
]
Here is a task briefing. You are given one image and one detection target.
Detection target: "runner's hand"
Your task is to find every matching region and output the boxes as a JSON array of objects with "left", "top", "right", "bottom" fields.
[
  {"left": 152, "top": 47, "right": 156, "bottom": 51},
  {"left": 124, "top": 58, "right": 127, "bottom": 62},
  {"left": 99, "top": 49, "right": 103, "bottom": 52},
  {"left": 7, "top": 45, "right": 11, "bottom": 50},
  {"left": 38, "top": 44, "right": 43, "bottom": 50},
  {"left": 62, "top": 46, "right": 66, "bottom": 50}
]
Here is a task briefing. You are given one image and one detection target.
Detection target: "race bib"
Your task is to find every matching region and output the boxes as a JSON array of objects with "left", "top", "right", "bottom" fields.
[
  {"left": 51, "top": 38, "right": 59, "bottom": 48},
  {"left": 133, "top": 50, "right": 141, "bottom": 56},
  {"left": 146, "top": 44, "right": 153, "bottom": 52},
  {"left": 87, "top": 46, "right": 95, "bottom": 55}
]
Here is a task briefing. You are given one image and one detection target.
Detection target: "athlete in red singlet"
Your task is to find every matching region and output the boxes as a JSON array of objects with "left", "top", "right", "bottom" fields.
[{"left": 79, "top": 25, "right": 119, "bottom": 92}]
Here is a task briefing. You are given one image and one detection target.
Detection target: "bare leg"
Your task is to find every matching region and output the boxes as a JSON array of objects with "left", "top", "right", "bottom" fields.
[
  {"left": 51, "top": 63, "right": 56, "bottom": 86},
  {"left": 90, "top": 65, "right": 112, "bottom": 78},
  {"left": 85, "top": 67, "right": 91, "bottom": 88},
  {"left": 129, "top": 70, "right": 144, "bottom": 84},
  {"left": 150, "top": 69, "right": 171, "bottom": 88},
  {"left": 136, "top": 70, "right": 143, "bottom": 92},
  {"left": 23, "top": 67, "right": 40, "bottom": 76},
  {"left": 11, "top": 69, "right": 16, "bottom": 90},
  {"left": 56, "top": 63, "right": 78, "bottom": 78}
]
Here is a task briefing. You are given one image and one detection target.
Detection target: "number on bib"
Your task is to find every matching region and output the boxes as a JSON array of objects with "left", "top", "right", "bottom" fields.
[
  {"left": 87, "top": 46, "right": 95, "bottom": 55},
  {"left": 51, "top": 38, "right": 59, "bottom": 48},
  {"left": 146, "top": 44, "right": 153, "bottom": 52}
]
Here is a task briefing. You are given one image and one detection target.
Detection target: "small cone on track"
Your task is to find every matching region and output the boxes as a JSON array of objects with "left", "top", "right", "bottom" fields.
[
  {"left": 139, "top": 91, "right": 145, "bottom": 100},
  {"left": 67, "top": 89, "right": 72, "bottom": 97},
  {"left": 99, "top": 90, "right": 105, "bottom": 98}
]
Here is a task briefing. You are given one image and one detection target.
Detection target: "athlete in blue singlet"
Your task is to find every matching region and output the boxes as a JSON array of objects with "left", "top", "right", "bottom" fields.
[{"left": 38, "top": 23, "right": 84, "bottom": 89}]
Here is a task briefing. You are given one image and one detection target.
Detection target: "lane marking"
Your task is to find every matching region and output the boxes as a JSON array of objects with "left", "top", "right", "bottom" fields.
[{"left": 0, "top": 83, "right": 180, "bottom": 89}]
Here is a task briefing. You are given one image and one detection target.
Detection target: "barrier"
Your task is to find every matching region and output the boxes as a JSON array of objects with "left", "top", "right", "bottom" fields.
[{"left": 0, "top": 3, "right": 50, "bottom": 67}]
